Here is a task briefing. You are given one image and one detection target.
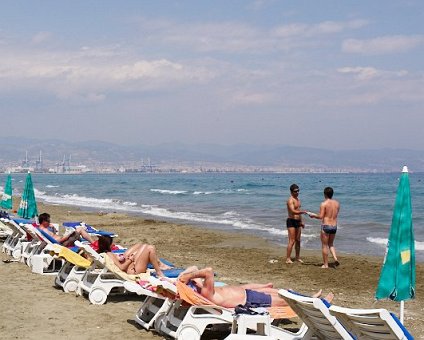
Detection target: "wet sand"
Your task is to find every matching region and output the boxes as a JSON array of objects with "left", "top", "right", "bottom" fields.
[{"left": 1, "top": 202, "right": 423, "bottom": 339}]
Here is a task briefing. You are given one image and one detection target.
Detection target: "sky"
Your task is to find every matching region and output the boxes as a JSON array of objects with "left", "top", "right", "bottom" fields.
[{"left": 0, "top": 0, "right": 423, "bottom": 150}]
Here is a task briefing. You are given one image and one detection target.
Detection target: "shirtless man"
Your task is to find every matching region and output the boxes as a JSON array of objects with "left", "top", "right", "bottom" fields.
[
  {"left": 178, "top": 266, "right": 324, "bottom": 308},
  {"left": 286, "top": 184, "right": 306, "bottom": 264},
  {"left": 308, "top": 187, "right": 340, "bottom": 268},
  {"left": 38, "top": 212, "right": 95, "bottom": 247}
]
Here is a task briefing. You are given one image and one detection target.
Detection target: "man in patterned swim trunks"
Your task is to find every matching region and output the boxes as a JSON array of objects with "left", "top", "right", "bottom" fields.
[
  {"left": 178, "top": 266, "right": 323, "bottom": 308},
  {"left": 308, "top": 187, "right": 340, "bottom": 269},
  {"left": 286, "top": 184, "right": 307, "bottom": 264}
]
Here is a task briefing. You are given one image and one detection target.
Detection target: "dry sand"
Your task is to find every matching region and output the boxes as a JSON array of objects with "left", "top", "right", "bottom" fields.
[{"left": 1, "top": 202, "right": 423, "bottom": 339}]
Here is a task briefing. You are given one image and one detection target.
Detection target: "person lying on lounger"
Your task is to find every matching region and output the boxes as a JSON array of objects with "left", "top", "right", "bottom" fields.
[
  {"left": 178, "top": 266, "right": 326, "bottom": 309},
  {"left": 38, "top": 212, "right": 95, "bottom": 247},
  {"left": 98, "top": 235, "right": 172, "bottom": 277}
]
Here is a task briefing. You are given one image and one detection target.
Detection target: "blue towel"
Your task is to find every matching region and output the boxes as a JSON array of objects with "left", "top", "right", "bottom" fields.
[
  {"left": 63, "top": 221, "right": 116, "bottom": 237},
  {"left": 152, "top": 268, "right": 185, "bottom": 278},
  {"left": 13, "top": 218, "right": 34, "bottom": 225},
  {"left": 146, "top": 258, "right": 174, "bottom": 269}
]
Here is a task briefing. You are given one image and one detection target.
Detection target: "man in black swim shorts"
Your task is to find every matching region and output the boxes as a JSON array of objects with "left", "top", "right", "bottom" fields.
[
  {"left": 285, "top": 184, "right": 306, "bottom": 264},
  {"left": 308, "top": 187, "right": 340, "bottom": 268}
]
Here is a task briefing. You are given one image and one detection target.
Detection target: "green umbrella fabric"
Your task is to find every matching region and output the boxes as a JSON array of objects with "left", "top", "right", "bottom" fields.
[
  {"left": 1, "top": 174, "right": 13, "bottom": 210},
  {"left": 375, "top": 166, "right": 415, "bottom": 302},
  {"left": 17, "top": 172, "right": 38, "bottom": 219}
]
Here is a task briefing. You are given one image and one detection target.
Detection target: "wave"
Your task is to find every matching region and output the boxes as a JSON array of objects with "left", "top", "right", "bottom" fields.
[
  {"left": 36, "top": 191, "right": 138, "bottom": 211},
  {"left": 46, "top": 185, "right": 60, "bottom": 188},
  {"left": 243, "top": 183, "right": 276, "bottom": 188},
  {"left": 367, "top": 237, "right": 424, "bottom": 251},
  {"left": 33, "top": 190, "right": 305, "bottom": 240},
  {"left": 150, "top": 189, "right": 188, "bottom": 195},
  {"left": 153, "top": 188, "right": 251, "bottom": 196},
  {"left": 193, "top": 189, "right": 249, "bottom": 195}
]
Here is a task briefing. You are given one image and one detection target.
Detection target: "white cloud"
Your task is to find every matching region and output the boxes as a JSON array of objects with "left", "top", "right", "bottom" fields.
[
  {"left": 337, "top": 66, "right": 408, "bottom": 81},
  {"left": 342, "top": 35, "right": 424, "bottom": 55},
  {"left": 0, "top": 45, "right": 215, "bottom": 99},
  {"left": 134, "top": 17, "right": 368, "bottom": 54},
  {"left": 337, "top": 66, "right": 380, "bottom": 80}
]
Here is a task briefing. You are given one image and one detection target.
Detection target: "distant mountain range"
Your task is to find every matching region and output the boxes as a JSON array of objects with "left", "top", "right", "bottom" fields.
[{"left": 0, "top": 137, "right": 423, "bottom": 172}]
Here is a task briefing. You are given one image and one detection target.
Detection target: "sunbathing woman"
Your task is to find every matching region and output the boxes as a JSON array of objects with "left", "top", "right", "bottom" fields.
[{"left": 98, "top": 236, "right": 172, "bottom": 277}]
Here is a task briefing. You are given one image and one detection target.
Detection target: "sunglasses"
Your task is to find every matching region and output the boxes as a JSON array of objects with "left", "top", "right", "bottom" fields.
[{"left": 292, "top": 190, "right": 299, "bottom": 193}]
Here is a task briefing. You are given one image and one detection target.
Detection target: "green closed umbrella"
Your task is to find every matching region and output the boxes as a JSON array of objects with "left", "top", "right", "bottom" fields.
[
  {"left": 1, "top": 174, "right": 13, "bottom": 210},
  {"left": 17, "top": 172, "right": 38, "bottom": 219},
  {"left": 375, "top": 166, "right": 415, "bottom": 323}
]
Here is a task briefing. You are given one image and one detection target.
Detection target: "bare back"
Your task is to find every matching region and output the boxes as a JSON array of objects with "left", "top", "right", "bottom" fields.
[{"left": 320, "top": 199, "right": 340, "bottom": 226}]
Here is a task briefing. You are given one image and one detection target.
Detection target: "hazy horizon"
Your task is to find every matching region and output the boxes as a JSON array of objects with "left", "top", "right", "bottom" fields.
[{"left": 1, "top": 1, "right": 423, "bottom": 149}]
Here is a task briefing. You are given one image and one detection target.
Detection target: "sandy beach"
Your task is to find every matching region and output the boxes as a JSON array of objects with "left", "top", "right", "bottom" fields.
[{"left": 1, "top": 202, "right": 423, "bottom": 339}]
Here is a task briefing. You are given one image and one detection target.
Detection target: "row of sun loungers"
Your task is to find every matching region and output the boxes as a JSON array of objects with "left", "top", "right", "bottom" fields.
[{"left": 0, "top": 216, "right": 415, "bottom": 339}]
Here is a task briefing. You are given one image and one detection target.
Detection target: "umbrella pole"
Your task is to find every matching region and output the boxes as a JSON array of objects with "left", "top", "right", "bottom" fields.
[{"left": 400, "top": 301, "right": 404, "bottom": 324}]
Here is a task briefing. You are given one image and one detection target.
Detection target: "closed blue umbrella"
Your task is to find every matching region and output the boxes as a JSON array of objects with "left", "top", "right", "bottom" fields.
[
  {"left": 1, "top": 174, "right": 13, "bottom": 210},
  {"left": 17, "top": 172, "right": 38, "bottom": 219},
  {"left": 375, "top": 166, "right": 415, "bottom": 323}
]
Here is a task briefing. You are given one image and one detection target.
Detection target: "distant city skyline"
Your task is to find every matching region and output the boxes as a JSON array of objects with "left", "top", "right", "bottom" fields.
[
  {"left": 1, "top": 137, "right": 423, "bottom": 172},
  {"left": 0, "top": 1, "right": 423, "bottom": 149}
]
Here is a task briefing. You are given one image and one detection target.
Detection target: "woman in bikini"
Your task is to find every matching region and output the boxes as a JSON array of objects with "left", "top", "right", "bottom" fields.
[{"left": 98, "top": 236, "right": 172, "bottom": 277}]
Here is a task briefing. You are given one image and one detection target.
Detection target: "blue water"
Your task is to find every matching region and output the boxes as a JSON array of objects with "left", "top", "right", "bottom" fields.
[{"left": 2, "top": 172, "right": 423, "bottom": 261}]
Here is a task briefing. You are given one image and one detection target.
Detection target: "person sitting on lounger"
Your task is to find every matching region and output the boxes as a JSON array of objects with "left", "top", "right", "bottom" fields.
[
  {"left": 98, "top": 235, "right": 172, "bottom": 277},
  {"left": 178, "top": 266, "right": 325, "bottom": 309},
  {"left": 38, "top": 212, "right": 95, "bottom": 247}
]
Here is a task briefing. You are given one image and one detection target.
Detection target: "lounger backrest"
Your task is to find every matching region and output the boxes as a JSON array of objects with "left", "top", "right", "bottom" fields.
[
  {"left": 329, "top": 305, "right": 414, "bottom": 340},
  {"left": 5, "top": 218, "right": 32, "bottom": 235},
  {"left": 63, "top": 221, "right": 117, "bottom": 237},
  {"left": 74, "top": 240, "right": 102, "bottom": 261},
  {"left": 278, "top": 289, "right": 354, "bottom": 340},
  {"left": 32, "top": 226, "right": 58, "bottom": 245},
  {"left": 24, "top": 224, "right": 43, "bottom": 241},
  {"left": 1, "top": 219, "right": 22, "bottom": 236},
  {"left": 48, "top": 244, "right": 92, "bottom": 268},
  {"left": 103, "top": 253, "right": 151, "bottom": 281}
]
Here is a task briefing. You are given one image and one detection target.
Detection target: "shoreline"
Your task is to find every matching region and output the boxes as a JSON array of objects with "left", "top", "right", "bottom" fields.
[
  {"left": 1, "top": 201, "right": 423, "bottom": 338},
  {"left": 42, "top": 200, "right": 424, "bottom": 264}
]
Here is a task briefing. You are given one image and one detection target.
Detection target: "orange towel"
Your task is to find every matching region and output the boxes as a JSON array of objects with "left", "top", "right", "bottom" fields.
[{"left": 176, "top": 281, "right": 297, "bottom": 319}]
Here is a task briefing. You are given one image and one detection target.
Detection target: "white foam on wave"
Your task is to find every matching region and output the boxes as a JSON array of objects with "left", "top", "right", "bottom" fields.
[
  {"left": 36, "top": 191, "right": 138, "bottom": 211},
  {"left": 151, "top": 188, "right": 188, "bottom": 195},
  {"left": 193, "top": 189, "right": 249, "bottom": 195},
  {"left": 33, "top": 190, "right": 302, "bottom": 240},
  {"left": 34, "top": 188, "right": 46, "bottom": 196},
  {"left": 367, "top": 237, "right": 424, "bottom": 251},
  {"left": 46, "top": 185, "right": 60, "bottom": 188}
]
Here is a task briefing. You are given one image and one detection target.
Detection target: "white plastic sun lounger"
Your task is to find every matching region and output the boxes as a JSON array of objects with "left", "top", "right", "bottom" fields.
[
  {"left": 124, "top": 279, "right": 175, "bottom": 331},
  {"left": 1, "top": 218, "right": 33, "bottom": 259},
  {"left": 29, "top": 226, "right": 67, "bottom": 275},
  {"left": 0, "top": 219, "right": 13, "bottom": 239},
  {"left": 329, "top": 305, "right": 414, "bottom": 340},
  {"left": 19, "top": 224, "right": 45, "bottom": 266},
  {"left": 155, "top": 282, "right": 303, "bottom": 340},
  {"left": 278, "top": 289, "right": 354, "bottom": 340}
]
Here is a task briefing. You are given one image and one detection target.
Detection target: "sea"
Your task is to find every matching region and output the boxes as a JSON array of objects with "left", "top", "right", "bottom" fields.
[{"left": 2, "top": 172, "right": 423, "bottom": 262}]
